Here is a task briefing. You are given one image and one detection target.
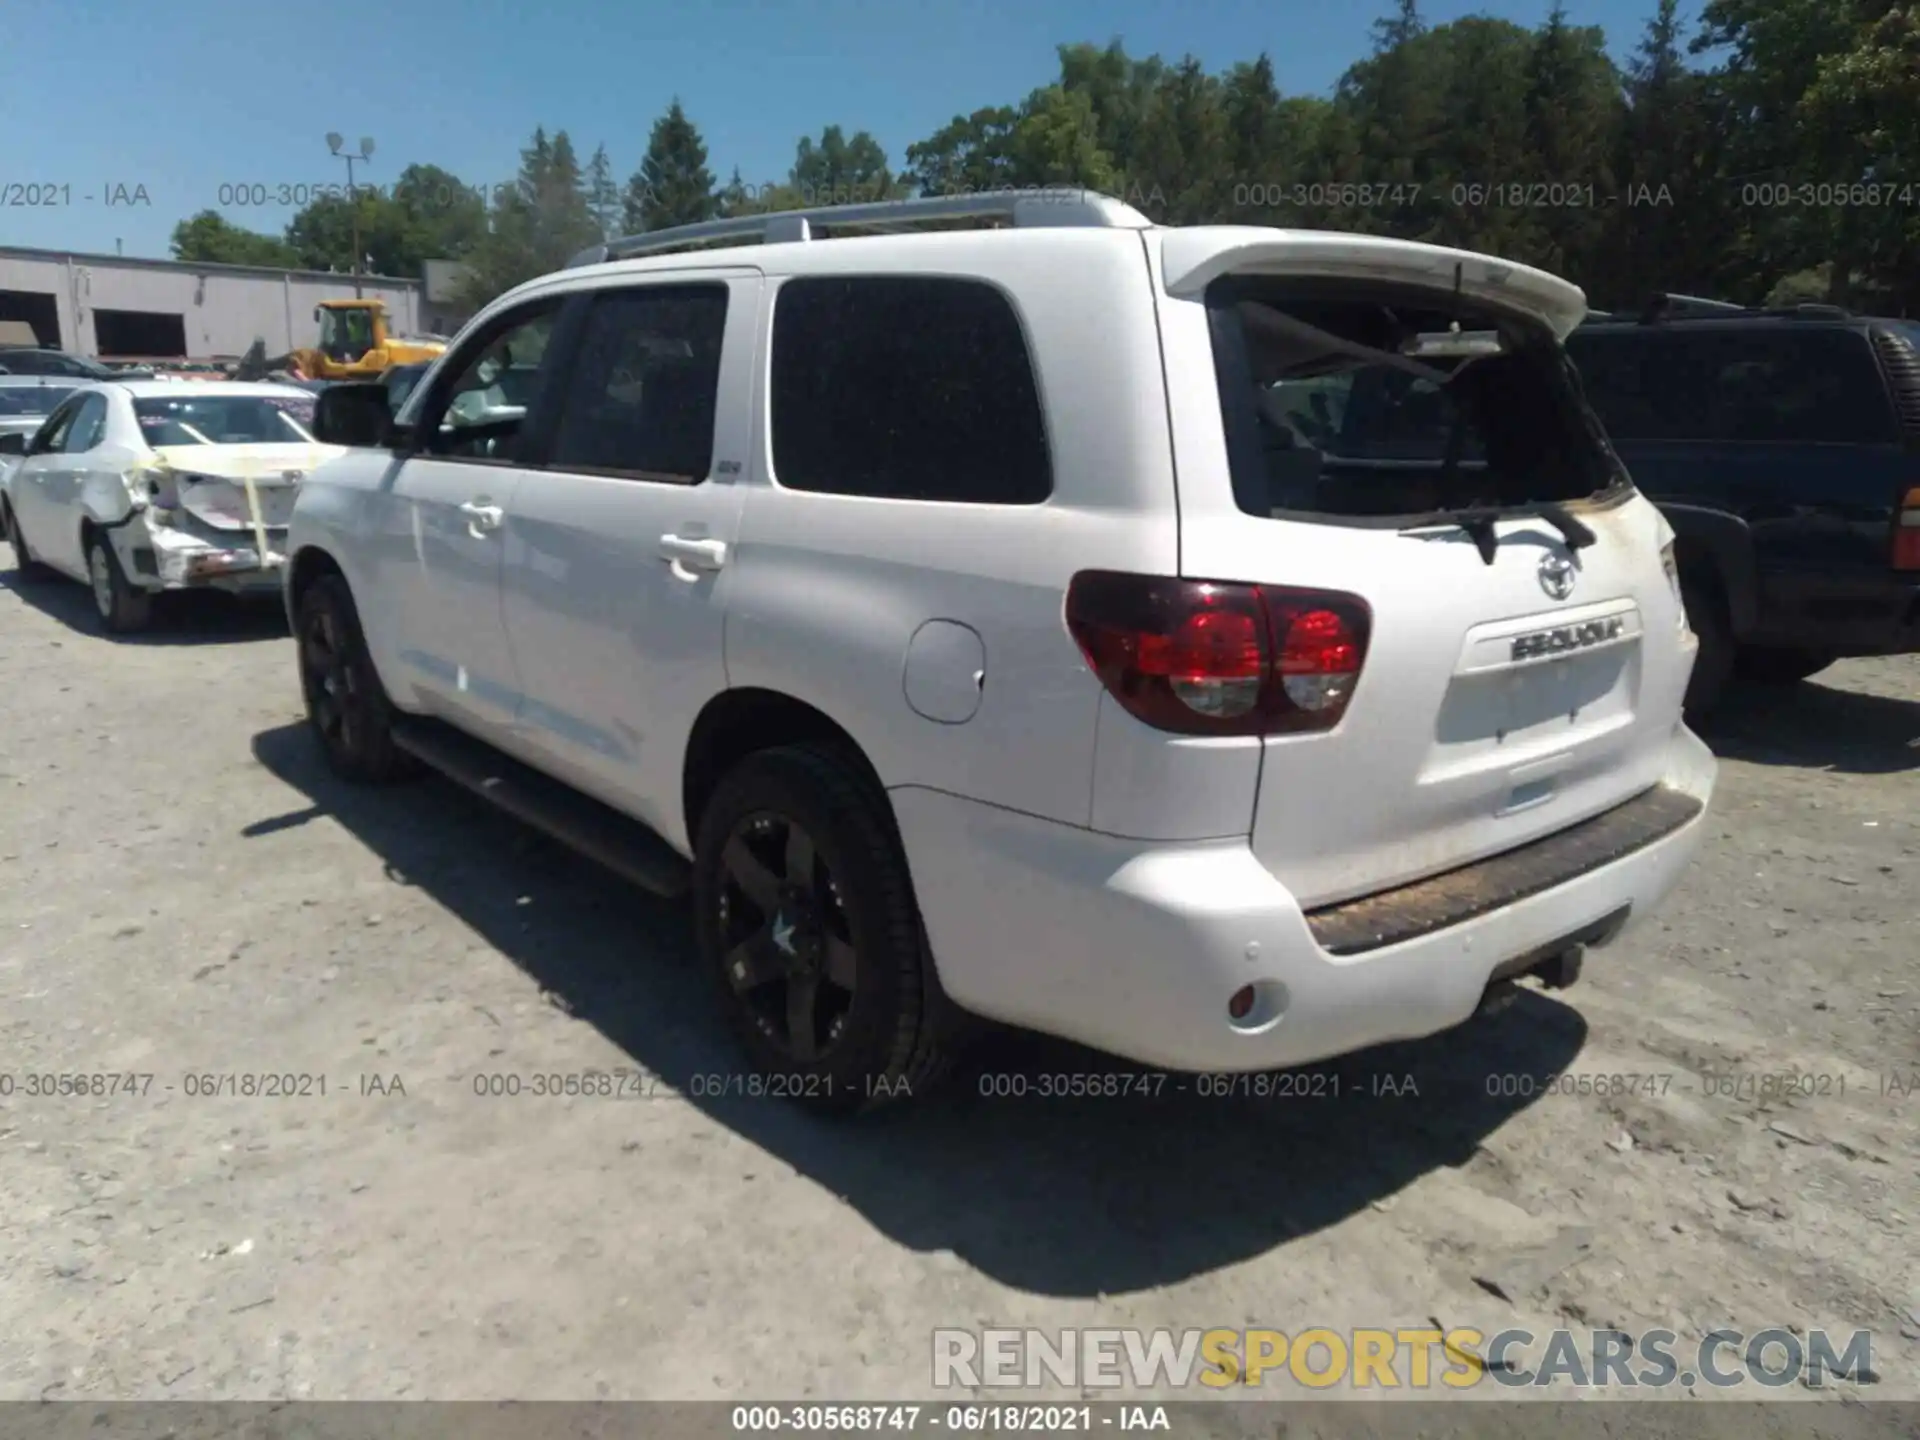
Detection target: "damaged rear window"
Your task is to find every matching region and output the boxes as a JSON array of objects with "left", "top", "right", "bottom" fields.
[
  {"left": 1207, "top": 278, "right": 1625, "bottom": 522},
  {"left": 134, "top": 395, "right": 316, "bottom": 446}
]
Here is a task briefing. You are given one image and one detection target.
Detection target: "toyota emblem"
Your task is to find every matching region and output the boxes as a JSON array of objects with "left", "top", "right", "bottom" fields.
[{"left": 1538, "top": 552, "right": 1577, "bottom": 600}]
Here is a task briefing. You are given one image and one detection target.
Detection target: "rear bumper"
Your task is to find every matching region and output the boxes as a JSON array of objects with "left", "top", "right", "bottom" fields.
[
  {"left": 894, "top": 727, "right": 1716, "bottom": 1073},
  {"left": 1748, "top": 567, "right": 1920, "bottom": 655},
  {"left": 115, "top": 519, "right": 287, "bottom": 594}
]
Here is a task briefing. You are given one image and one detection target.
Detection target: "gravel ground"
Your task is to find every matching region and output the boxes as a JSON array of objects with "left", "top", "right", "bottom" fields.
[{"left": 1, "top": 551, "right": 1915, "bottom": 1417}]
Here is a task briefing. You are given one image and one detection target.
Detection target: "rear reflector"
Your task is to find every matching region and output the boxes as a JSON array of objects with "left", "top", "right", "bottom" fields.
[
  {"left": 1895, "top": 486, "right": 1920, "bottom": 571},
  {"left": 1065, "top": 571, "right": 1371, "bottom": 736}
]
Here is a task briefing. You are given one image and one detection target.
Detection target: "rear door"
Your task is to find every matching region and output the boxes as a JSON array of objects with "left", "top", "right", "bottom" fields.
[
  {"left": 43, "top": 392, "right": 111, "bottom": 572},
  {"left": 1153, "top": 233, "right": 1695, "bottom": 910},
  {"left": 9, "top": 395, "right": 82, "bottom": 570}
]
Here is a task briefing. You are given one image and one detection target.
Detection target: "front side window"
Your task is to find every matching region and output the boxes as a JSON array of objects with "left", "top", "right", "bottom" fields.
[
  {"left": 133, "top": 395, "right": 317, "bottom": 446},
  {"left": 548, "top": 286, "right": 729, "bottom": 483},
  {"left": 423, "top": 306, "right": 559, "bottom": 462},
  {"left": 318, "top": 308, "right": 376, "bottom": 363},
  {"left": 770, "top": 276, "right": 1052, "bottom": 503}
]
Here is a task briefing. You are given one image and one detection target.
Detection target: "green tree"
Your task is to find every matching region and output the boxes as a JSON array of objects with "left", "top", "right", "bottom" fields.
[
  {"left": 391, "top": 163, "right": 489, "bottom": 262},
  {"left": 627, "top": 100, "right": 717, "bottom": 231},
  {"left": 1603, "top": 0, "right": 1723, "bottom": 305},
  {"left": 1332, "top": 0, "right": 1447, "bottom": 237},
  {"left": 1522, "top": 5, "right": 1624, "bottom": 278},
  {"left": 1126, "top": 58, "right": 1231, "bottom": 222},
  {"left": 902, "top": 106, "right": 1023, "bottom": 195},
  {"left": 586, "top": 143, "right": 621, "bottom": 240},
  {"left": 170, "top": 210, "right": 302, "bottom": 267},
  {"left": 791, "top": 125, "right": 895, "bottom": 205},
  {"left": 456, "top": 127, "right": 603, "bottom": 309},
  {"left": 1425, "top": 19, "right": 1537, "bottom": 254}
]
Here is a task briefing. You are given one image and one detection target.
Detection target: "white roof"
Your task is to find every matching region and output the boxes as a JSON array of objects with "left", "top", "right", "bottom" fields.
[{"left": 113, "top": 380, "right": 314, "bottom": 402}]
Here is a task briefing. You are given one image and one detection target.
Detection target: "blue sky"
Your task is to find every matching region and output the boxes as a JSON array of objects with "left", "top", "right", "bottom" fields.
[{"left": 3, "top": 0, "right": 1666, "bottom": 263}]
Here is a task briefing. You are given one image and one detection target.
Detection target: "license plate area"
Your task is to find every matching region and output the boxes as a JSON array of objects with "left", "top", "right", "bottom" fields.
[
  {"left": 1427, "top": 599, "right": 1643, "bottom": 777},
  {"left": 183, "top": 485, "right": 298, "bottom": 529}
]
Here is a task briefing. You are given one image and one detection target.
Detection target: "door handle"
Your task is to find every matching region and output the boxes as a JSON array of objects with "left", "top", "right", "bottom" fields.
[
  {"left": 658, "top": 534, "right": 727, "bottom": 570},
  {"left": 459, "top": 499, "right": 504, "bottom": 533}
]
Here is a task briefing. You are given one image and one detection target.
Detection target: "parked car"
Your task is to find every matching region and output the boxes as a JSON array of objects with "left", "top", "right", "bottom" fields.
[
  {"left": 1566, "top": 296, "right": 1920, "bottom": 717},
  {"left": 0, "top": 346, "right": 151, "bottom": 381},
  {"left": 286, "top": 190, "right": 1716, "bottom": 1111},
  {"left": 0, "top": 376, "right": 81, "bottom": 445},
  {"left": 2, "top": 381, "right": 342, "bottom": 632}
]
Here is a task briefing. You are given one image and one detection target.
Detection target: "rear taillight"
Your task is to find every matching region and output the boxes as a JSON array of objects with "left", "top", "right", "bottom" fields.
[
  {"left": 1895, "top": 486, "right": 1920, "bottom": 571},
  {"left": 1065, "top": 571, "right": 1371, "bottom": 736}
]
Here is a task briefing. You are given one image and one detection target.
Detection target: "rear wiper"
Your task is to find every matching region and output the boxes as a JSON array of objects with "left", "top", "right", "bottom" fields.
[
  {"left": 1403, "top": 506, "right": 1503, "bottom": 564},
  {"left": 1532, "top": 502, "right": 1597, "bottom": 552},
  {"left": 1400, "top": 503, "right": 1598, "bottom": 567}
]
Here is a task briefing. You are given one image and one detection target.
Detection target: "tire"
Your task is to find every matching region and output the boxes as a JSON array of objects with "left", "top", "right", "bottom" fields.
[
  {"left": 1735, "top": 646, "right": 1837, "bottom": 686},
  {"left": 692, "top": 744, "right": 958, "bottom": 1114},
  {"left": 4, "top": 501, "right": 50, "bottom": 581},
  {"left": 294, "top": 573, "right": 417, "bottom": 783},
  {"left": 1681, "top": 578, "right": 1732, "bottom": 724},
  {"left": 86, "top": 531, "right": 153, "bottom": 634}
]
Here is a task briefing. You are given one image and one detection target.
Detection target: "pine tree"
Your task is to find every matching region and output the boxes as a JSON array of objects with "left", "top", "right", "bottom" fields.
[
  {"left": 587, "top": 143, "right": 621, "bottom": 240},
  {"left": 627, "top": 100, "right": 717, "bottom": 231}
]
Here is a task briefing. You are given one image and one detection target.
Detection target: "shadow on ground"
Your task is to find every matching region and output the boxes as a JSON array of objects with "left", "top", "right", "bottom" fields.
[
  {"left": 1701, "top": 675, "right": 1920, "bottom": 775},
  {"left": 250, "top": 720, "right": 1590, "bottom": 1297},
  {"left": 0, "top": 550, "right": 287, "bottom": 645}
]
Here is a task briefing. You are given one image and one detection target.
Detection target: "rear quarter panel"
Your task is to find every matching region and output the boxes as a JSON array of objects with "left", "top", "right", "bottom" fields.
[{"left": 722, "top": 230, "right": 1178, "bottom": 828}]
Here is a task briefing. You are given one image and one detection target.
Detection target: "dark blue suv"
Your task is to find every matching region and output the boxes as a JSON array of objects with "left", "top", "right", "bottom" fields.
[{"left": 1566, "top": 297, "right": 1920, "bottom": 718}]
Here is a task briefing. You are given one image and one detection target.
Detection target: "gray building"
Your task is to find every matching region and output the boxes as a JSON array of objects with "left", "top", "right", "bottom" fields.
[{"left": 0, "top": 246, "right": 437, "bottom": 361}]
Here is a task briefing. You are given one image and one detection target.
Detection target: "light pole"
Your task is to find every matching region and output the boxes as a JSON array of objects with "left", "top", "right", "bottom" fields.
[{"left": 326, "top": 133, "right": 376, "bottom": 296}]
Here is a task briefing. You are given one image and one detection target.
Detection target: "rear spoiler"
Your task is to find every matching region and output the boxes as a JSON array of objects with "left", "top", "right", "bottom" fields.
[{"left": 1158, "top": 228, "right": 1590, "bottom": 339}]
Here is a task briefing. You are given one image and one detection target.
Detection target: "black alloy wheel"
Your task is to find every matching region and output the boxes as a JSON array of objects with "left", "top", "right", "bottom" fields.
[{"left": 714, "top": 811, "right": 860, "bottom": 1063}]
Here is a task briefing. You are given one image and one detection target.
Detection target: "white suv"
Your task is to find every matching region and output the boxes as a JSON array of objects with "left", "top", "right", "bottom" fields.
[{"left": 285, "top": 188, "right": 1716, "bottom": 1110}]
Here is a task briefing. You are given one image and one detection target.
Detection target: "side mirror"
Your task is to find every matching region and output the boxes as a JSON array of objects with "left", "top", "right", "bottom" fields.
[
  {"left": 312, "top": 382, "right": 397, "bottom": 449},
  {"left": 0, "top": 433, "right": 25, "bottom": 457}
]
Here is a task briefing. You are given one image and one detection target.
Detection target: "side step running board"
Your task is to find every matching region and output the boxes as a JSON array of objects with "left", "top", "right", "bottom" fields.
[{"left": 390, "top": 717, "right": 691, "bottom": 898}]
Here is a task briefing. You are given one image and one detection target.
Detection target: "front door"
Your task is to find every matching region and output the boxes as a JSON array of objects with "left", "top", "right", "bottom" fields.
[
  {"left": 498, "top": 275, "right": 757, "bottom": 845},
  {"left": 368, "top": 298, "right": 566, "bottom": 748}
]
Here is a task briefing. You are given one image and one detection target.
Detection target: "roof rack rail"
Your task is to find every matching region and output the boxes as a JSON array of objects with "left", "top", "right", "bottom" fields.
[
  {"left": 1639, "top": 292, "right": 1745, "bottom": 321},
  {"left": 1632, "top": 292, "right": 1856, "bottom": 324},
  {"left": 568, "top": 188, "right": 1155, "bottom": 268}
]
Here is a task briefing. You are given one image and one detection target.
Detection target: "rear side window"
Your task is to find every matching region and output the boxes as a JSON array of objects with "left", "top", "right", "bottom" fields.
[
  {"left": 1209, "top": 279, "right": 1619, "bottom": 521},
  {"left": 549, "top": 285, "right": 729, "bottom": 483},
  {"left": 770, "top": 276, "right": 1051, "bottom": 503},
  {"left": 1568, "top": 328, "right": 1898, "bottom": 444}
]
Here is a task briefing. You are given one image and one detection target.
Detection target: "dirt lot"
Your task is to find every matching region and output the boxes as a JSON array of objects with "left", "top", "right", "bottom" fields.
[{"left": 0, "top": 553, "right": 1915, "bottom": 1415}]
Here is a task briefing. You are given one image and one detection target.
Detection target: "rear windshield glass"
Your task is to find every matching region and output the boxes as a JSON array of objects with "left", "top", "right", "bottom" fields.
[
  {"left": 133, "top": 395, "right": 316, "bottom": 445},
  {"left": 0, "top": 385, "right": 74, "bottom": 416},
  {"left": 1209, "top": 280, "right": 1622, "bottom": 521}
]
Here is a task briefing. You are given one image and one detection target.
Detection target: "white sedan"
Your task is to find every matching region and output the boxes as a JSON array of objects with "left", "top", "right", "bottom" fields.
[{"left": 0, "top": 381, "right": 344, "bottom": 632}]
